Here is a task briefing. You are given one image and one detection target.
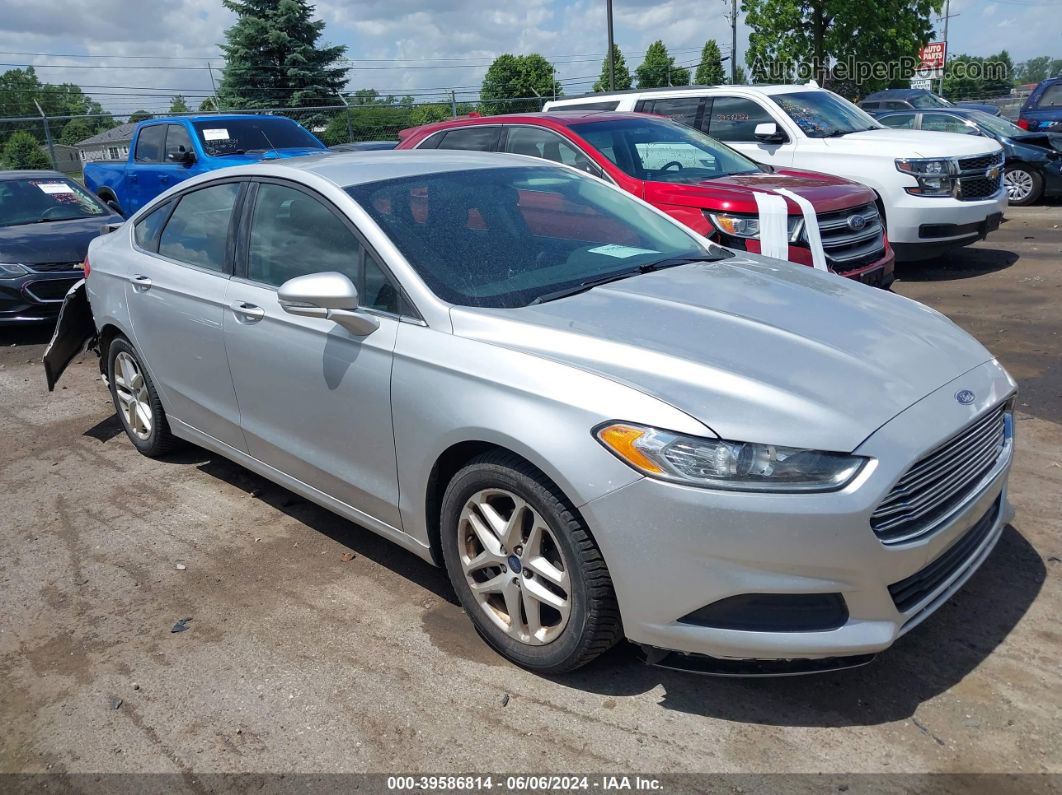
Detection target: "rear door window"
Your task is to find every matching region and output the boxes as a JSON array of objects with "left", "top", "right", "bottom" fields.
[
  {"left": 921, "top": 113, "right": 977, "bottom": 135},
  {"left": 879, "top": 113, "right": 917, "bottom": 129},
  {"left": 1036, "top": 84, "right": 1062, "bottom": 108},
  {"left": 706, "top": 96, "right": 775, "bottom": 141},
  {"left": 435, "top": 126, "right": 502, "bottom": 151},
  {"left": 636, "top": 96, "right": 705, "bottom": 129},
  {"left": 158, "top": 182, "right": 240, "bottom": 273},
  {"left": 134, "top": 125, "right": 166, "bottom": 163}
]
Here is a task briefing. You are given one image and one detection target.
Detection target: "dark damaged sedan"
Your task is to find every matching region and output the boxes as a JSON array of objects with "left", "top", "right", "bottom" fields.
[{"left": 0, "top": 171, "right": 123, "bottom": 323}]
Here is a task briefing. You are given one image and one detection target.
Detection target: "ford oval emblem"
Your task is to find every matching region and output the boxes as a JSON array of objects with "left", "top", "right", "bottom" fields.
[
  {"left": 847, "top": 214, "right": 867, "bottom": 232},
  {"left": 955, "top": 389, "right": 976, "bottom": 405}
]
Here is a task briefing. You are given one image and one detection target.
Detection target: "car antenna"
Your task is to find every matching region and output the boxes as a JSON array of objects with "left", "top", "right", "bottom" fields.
[{"left": 259, "top": 119, "right": 280, "bottom": 160}]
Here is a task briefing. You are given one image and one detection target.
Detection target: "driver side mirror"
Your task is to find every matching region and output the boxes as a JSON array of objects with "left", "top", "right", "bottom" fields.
[
  {"left": 166, "top": 148, "right": 196, "bottom": 166},
  {"left": 754, "top": 122, "right": 787, "bottom": 144},
  {"left": 278, "top": 272, "right": 380, "bottom": 336}
]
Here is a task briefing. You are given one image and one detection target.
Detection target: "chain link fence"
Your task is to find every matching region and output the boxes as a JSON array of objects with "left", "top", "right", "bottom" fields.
[{"left": 0, "top": 95, "right": 557, "bottom": 177}]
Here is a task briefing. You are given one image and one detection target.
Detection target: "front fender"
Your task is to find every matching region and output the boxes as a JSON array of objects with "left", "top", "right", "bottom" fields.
[{"left": 391, "top": 323, "right": 711, "bottom": 550}]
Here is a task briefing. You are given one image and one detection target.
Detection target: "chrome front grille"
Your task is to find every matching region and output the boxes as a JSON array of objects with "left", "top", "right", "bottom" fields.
[
  {"left": 956, "top": 151, "right": 1004, "bottom": 202},
  {"left": 871, "top": 403, "right": 1010, "bottom": 544},
  {"left": 805, "top": 203, "right": 886, "bottom": 273}
]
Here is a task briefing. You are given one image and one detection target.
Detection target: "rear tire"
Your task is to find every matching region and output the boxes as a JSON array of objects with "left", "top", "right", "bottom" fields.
[
  {"left": 1004, "top": 164, "right": 1042, "bottom": 206},
  {"left": 440, "top": 451, "right": 622, "bottom": 673},
  {"left": 107, "top": 337, "right": 177, "bottom": 457}
]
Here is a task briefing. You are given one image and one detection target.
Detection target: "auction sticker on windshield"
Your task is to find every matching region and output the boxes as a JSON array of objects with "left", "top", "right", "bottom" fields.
[
  {"left": 589, "top": 244, "right": 658, "bottom": 258},
  {"left": 36, "top": 183, "right": 75, "bottom": 194},
  {"left": 203, "top": 128, "right": 230, "bottom": 141}
]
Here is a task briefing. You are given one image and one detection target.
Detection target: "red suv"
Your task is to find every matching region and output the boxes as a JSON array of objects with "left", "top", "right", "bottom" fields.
[{"left": 397, "top": 112, "right": 894, "bottom": 287}]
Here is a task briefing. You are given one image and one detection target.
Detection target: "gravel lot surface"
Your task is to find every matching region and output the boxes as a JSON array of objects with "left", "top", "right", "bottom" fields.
[{"left": 1, "top": 205, "right": 1059, "bottom": 784}]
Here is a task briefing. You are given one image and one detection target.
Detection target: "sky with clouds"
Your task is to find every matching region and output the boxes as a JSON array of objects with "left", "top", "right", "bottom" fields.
[{"left": 0, "top": 0, "right": 1058, "bottom": 116}]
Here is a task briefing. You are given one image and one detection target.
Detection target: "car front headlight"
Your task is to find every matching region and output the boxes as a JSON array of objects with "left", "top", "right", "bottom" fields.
[
  {"left": 895, "top": 157, "right": 956, "bottom": 197},
  {"left": 706, "top": 212, "right": 802, "bottom": 241},
  {"left": 595, "top": 422, "right": 867, "bottom": 492},
  {"left": 0, "top": 262, "right": 29, "bottom": 279}
]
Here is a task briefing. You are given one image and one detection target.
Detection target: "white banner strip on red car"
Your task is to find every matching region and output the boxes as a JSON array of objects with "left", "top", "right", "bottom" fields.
[
  {"left": 776, "top": 188, "right": 828, "bottom": 271},
  {"left": 752, "top": 191, "right": 790, "bottom": 262}
]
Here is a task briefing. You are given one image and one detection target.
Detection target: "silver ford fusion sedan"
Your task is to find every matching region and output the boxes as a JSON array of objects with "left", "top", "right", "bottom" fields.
[{"left": 46, "top": 151, "right": 1015, "bottom": 675}]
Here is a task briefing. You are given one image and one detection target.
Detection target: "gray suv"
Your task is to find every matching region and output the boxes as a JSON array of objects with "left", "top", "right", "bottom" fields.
[{"left": 46, "top": 152, "right": 1015, "bottom": 674}]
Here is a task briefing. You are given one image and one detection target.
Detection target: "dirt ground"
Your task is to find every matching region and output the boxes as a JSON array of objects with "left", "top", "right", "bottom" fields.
[{"left": 1, "top": 204, "right": 1059, "bottom": 785}]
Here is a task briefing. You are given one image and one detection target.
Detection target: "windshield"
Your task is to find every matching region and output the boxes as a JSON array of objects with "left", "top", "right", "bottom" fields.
[
  {"left": 774, "top": 91, "right": 880, "bottom": 137},
  {"left": 968, "top": 110, "right": 1026, "bottom": 138},
  {"left": 192, "top": 117, "right": 324, "bottom": 156},
  {"left": 572, "top": 116, "right": 761, "bottom": 183},
  {"left": 346, "top": 166, "right": 710, "bottom": 308},
  {"left": 0, "top": 178, "right": 109, "bottom": 227},
  {"left": 910, "top": 92, "right": 953, "bottom": 109}
]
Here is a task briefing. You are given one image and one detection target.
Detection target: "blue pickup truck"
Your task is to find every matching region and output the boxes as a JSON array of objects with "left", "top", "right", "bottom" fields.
[{"left": 84, "top": 114, "right": 328, "bottom": 216}]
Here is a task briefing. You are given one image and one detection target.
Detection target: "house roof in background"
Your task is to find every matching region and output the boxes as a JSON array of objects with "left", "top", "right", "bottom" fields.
[{"left": 75, "top": 122, "right": 138, "bottom": 147}]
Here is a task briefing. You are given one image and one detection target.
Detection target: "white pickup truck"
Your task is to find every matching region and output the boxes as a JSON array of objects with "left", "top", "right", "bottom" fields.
[{"left": 545, "top": 84, "right": 1007, "bottom": 261}]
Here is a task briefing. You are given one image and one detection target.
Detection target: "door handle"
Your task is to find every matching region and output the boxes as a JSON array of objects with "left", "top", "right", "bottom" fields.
[
  {"left": 130, "top": 273, "right": 152, "bottom": 290},
  {"left": 230, "top": 301, "right": 265, "bottom": 322}
]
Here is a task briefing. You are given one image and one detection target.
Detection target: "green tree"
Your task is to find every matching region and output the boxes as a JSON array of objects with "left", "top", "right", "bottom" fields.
[
  {"left": 198, "top": 96, "right": 220, "bottom": 112},
  {"left": 592, "top": 45, "right": 633, "bottom": 92},
  {"left": 731, "top": 64, "right": 749, "bottom": 84},
  {"left": 480, "top": 54, "right": 561, "bottom": 113},
  {"left": 128, "top": 110, "right": 154, "bottom": 124},
  {"left": 220, "top": 0, "right": 348, "bottom": 109},
  {"left": 941, "top": 50, "right": 1013, "bottom": 100},
  {"left": 635, "top": 41, "right": 690, "bottom": 88},
  {"left": 0, "top": 67, "right": 110, "bottom": 145},
  {"left": 742, "top": 0, "right": 942, "bottom": 93},
  {"left": 695, "top": 39, "right": 727, "bottom": 85},
  {"left": 169, "top": 95, "right": 191, "bottom": 114},
  {"left": 2, "top": 130, "right": 51, "bottom": 169},
  {"left": 59, "top": 118, "right": 94, "bottom": 146}
]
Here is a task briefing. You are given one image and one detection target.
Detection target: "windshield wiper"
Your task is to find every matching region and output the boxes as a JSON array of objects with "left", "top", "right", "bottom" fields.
[{"left": 529, "top": 253, "right": 730, "bottom": 305}]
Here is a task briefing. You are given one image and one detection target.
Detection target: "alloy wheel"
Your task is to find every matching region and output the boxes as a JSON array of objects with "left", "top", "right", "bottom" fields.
[
  {"left": 113, "top": 351, "right": 153, "bottom": 440},
  {"left": 457, "top": 488, "right": 571, "bottom": 645},
  {"left": 1004, "top": 169, "right": 1034, "bottom": 202}
]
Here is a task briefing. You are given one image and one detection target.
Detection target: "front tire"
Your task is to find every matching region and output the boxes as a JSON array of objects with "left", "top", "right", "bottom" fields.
[
  {"left": 440, "top": 452, "right": 622, "bottom": 673},
  {"left": 1004, "top": 164, "right": 1043, "bottom": 206},
  {"left": 107, "top": 337, "right": 177, "bottom": 457}
]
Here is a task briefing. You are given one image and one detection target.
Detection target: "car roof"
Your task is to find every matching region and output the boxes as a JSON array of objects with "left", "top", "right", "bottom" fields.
[
  {"left": 405, "top": 110, "right": 658, "bottom": 134},
  {"left": 235, "top": 149, "right": 570, "bottom": 188},
  {"left": 863, "top": 89, "right": 928, "bottom": 100},
  {"left": 0, "top": 170, "right": 68, "bottom": 181},
  {"left": 549, "top": 84, "right": 821, "bottom": 102}
]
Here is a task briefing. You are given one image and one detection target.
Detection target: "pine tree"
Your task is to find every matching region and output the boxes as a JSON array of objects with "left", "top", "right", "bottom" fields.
[
  {"left": 731, "top": 65, "right": 749, "bottom": 84},
  {"left": 635, "top": 41, "right": 690, "bottom": 88},
  {"left": 592, "top": 45, "right": 633, "bottom": 92},
  {"left": 220, "top": 0, "right": 347, "bottom": 109},
  {"left": 695, "top": 40, "right": 726, "bottom": 85}
]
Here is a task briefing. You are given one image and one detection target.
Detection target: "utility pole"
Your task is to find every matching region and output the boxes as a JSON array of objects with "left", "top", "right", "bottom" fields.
[
  {"left": 940, "top": 0, "right": 950, "bottom": 95},
  {"left": 450, "top": 89, "right": 458, "bottom": 118},
  {"left": 606, "top": 0, "right": 615, "bottom": 91},
  {"left": 33, "top": 100, "right": 56, "bottom": 170},
  {"left": 731, "top": 0, "right": 738, "bottom": 83}
]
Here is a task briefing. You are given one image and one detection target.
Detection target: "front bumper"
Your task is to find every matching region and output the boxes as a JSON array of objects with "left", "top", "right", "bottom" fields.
[
  {"left": 0, "top": 270, "right": 83, "bottom": 324},
  {"left": 886, "top": 188, "right": 1008, "bottom": 261},
  {"left": 580, "top": 359, "right": 1015, "bottom": 666}
]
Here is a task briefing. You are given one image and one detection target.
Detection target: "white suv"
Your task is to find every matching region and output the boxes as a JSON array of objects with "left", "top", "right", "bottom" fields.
[{"left": 545, "top": 85, "right": 1008, "bottom": 261}]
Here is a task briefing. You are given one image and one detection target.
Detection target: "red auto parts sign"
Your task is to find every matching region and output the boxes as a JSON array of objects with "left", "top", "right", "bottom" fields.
[{"left": 918, "top": 42, "right": 947, "bottom": 77}]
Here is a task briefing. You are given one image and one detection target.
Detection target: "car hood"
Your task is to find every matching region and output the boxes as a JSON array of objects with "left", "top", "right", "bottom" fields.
[
  {"left": 643, "top": 169, "right": 874, "bottom": 214},
  {"left": 823, "top": 128, "right": 1003, "bottom": 158},
  {"left": 0, "top": 214, "right": 125, "bottom": 264},
  {"left": 450, "top": 255, "right": 993, "bottom": 452}
]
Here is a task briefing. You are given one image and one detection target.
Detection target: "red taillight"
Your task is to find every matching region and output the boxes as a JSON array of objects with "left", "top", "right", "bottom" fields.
[
  {"left": 1016, "top": 118, "right": 1031, "bottom": 130},
  {"left": 82, "top": 254, "right": 91, "bottom": 278}
]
